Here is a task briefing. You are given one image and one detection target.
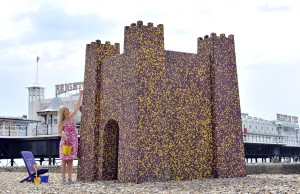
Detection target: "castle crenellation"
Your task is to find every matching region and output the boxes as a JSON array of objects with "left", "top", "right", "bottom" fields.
[
  {"left": 198, "top": 33, "right": 234, "bottom": 42},
  {"left": 86, "top": 39, "right": 120, "bottom": 56},
  {"left": 125, "top": 21, "right": 164, "bottom": 32}
]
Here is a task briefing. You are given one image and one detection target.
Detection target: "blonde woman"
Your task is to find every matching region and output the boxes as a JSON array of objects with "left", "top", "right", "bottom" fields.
[{"left": 57, "top": 90, "right": 83, "bottom": 184}]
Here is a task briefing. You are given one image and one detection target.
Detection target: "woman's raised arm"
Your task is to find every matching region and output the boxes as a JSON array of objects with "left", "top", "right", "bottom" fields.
[{"left": 70, "top": 90, "right": 83, "bottom": 117}]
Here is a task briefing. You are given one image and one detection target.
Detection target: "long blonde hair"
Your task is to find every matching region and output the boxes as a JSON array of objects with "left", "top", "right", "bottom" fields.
[{"left": 57, "top": 105, "right": 68, "bottom": 126}]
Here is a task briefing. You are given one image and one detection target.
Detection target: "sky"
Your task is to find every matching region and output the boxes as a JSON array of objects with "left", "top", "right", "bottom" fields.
[{"left": 0, "top": 0, "right": 299, "bottom": 121}]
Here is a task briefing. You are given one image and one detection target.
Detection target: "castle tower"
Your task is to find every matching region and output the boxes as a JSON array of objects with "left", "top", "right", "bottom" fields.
[
  {"left": 197, "top": 33, "right": 246, "bottom": 177},
  {"left": 77, "top": 40, "right": 120, "bottom": 181},
  {"left": 96, "top": 21, "right": 168, "bottom": 183},
  {"left": 118, "top": 21, "right": 168, "bottom": 182}
]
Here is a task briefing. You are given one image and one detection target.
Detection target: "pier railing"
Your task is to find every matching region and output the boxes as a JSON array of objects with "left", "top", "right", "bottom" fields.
[
  {"left": 0, "top": 125, "right": 28, "bottom": 136},
  {"left": 0, "top": 124, "right": 80, "bottom": 136}
]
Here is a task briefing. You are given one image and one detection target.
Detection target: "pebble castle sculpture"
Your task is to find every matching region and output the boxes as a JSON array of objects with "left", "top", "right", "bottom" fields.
[{"left": 77, "top": 20, "right": 246, "bottom": 183}]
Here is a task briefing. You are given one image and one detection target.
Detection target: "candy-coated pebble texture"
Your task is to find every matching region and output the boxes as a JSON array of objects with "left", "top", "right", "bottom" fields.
[{"left": 77, "top": 21, "right": 246, "bottom": 183}]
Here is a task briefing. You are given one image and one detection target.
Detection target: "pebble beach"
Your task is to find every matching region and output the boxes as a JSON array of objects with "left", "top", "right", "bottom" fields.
[{"left": 0, "top": 171, "right": 299, "bottom": 194}]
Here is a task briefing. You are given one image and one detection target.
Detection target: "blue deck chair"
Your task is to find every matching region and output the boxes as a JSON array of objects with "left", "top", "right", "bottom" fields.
[{"left": 20, "top": 151, "right": 49, "bottom": 183}]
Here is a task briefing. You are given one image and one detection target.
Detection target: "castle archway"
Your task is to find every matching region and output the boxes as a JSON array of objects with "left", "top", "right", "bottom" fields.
[{"left": 102, "top": 119, "right": 119, "bottom": 180}]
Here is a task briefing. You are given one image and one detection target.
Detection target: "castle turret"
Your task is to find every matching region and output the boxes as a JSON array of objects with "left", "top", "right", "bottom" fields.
[
  {"left": 197, "top": 33, "right": 245, "bottom": 177},
  {"left": 120, "top": 20, "right": 168, "bottom": 182},
  {"left": 77, "top": 39, "right": 120, "bottom": 181}
]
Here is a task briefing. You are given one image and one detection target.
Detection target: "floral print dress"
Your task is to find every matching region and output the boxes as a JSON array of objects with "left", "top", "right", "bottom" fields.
[{"left": 59, "top": 116, "right": 78, "bottom": 160}]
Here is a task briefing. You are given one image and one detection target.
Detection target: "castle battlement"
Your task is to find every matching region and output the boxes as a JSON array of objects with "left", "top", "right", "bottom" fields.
[
  {"left": 197, "top": 33, "right": 235, "bottom": 56},
  {"left": 198, "top": 33, "right": 235, "bottom": 42},
  {"left": 124, "top": 20, "right": 164, "bottom": 32},
  {"left": 123, "top": 20, "right": 165, "bottom": 55},
  {"left": 86, "top": 40, "right": 120, "bottom": 54}
]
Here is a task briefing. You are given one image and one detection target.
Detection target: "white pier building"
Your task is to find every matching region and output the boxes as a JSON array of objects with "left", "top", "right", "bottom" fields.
[{"left": 242, "top": 113, "right": 299, "bottom": 147}]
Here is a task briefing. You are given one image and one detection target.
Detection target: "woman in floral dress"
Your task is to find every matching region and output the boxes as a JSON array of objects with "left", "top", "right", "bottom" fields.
[{"left": 58, "top": 90, "right": 83, "bottom": 184}]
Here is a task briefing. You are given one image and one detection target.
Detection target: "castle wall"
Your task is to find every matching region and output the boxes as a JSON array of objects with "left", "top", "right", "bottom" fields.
[
  {"left": 100, "top": 54, "right": 139, "bottom": 182},
  {"left": 165, "top": 51, "right": 214, "bottom": 180}
]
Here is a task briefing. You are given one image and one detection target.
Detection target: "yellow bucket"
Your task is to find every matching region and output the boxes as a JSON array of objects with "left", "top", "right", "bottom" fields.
[{"left": 62, "top": 145, "right": 72, "bottom": 155}]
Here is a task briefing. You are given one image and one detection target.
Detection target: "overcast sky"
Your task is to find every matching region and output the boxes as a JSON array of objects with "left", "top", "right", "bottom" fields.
[{"left": 0, "top": 0, "right": 299, "bottom": 121}]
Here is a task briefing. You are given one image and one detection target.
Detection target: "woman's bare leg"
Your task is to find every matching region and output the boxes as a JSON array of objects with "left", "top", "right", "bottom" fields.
[
  {"left": 67, "top": 159, "right": 73, "bottom": 181},
  {"left": 61, "top": 160, "right": 67, "bottom": 182}
]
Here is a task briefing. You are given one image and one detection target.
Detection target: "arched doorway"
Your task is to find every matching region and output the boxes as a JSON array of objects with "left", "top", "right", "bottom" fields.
[{"left": 103, "top": 119, "right": 119, "bottom": 180}]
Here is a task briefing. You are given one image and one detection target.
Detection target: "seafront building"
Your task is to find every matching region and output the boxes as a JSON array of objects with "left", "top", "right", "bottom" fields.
[
  {"left": 242, "top": 113, "right": 299, "bottom": 147},
  {"left": 0, "top": 82, "right": 299, "bottom": 149}
]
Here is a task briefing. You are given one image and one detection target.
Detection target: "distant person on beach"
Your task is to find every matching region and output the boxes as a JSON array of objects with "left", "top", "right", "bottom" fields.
[{"left": 57, "top": 90, "right": 83, "bottom": 184}]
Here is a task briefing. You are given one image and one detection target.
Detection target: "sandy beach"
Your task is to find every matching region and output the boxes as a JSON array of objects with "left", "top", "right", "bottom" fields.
[{"left": 0, "top": 172, "right": 299, "bottom": 194}]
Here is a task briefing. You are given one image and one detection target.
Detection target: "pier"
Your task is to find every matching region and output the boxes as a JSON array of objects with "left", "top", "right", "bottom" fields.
[{"left": 0, "top": 135, "right": 61, "bottom": 166}]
